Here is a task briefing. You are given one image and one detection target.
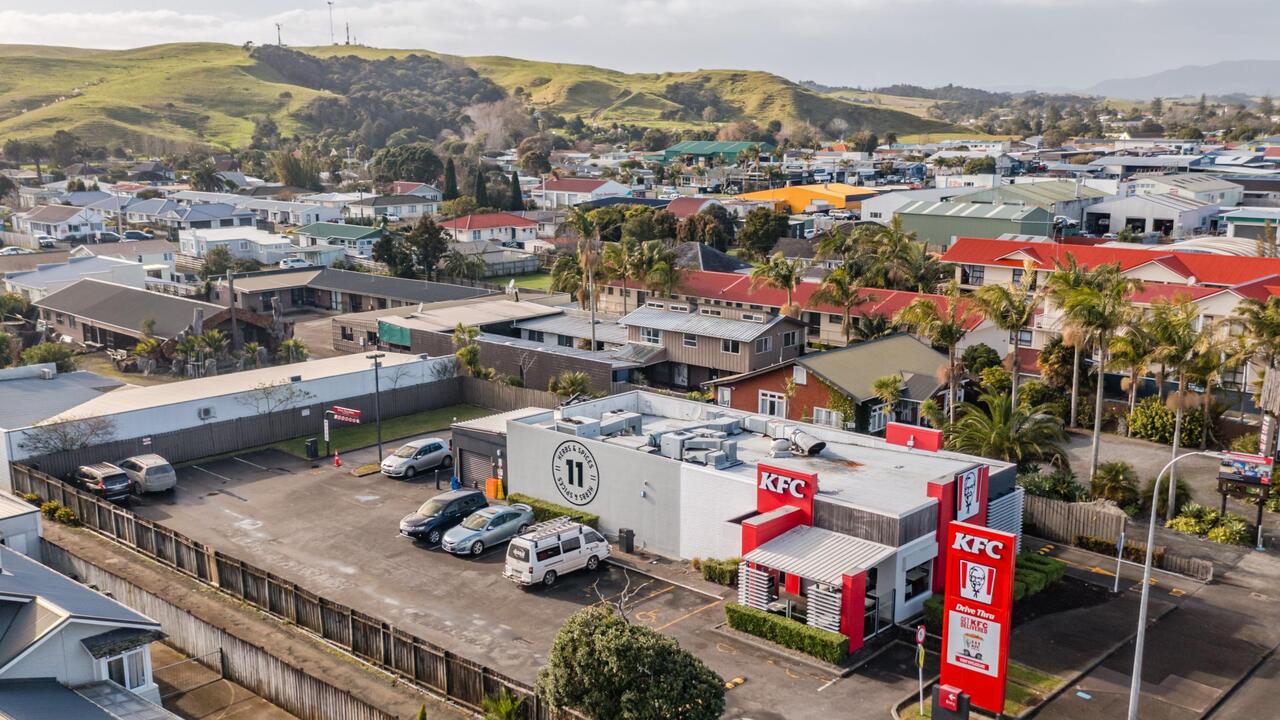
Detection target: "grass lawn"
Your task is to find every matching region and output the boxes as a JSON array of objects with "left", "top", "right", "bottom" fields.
[
  {"left": 269, "top": 404, "right": 492, "bottom": 458},
  {"left": 488, "top": 271, "right": 554, "bottom": 290},
  {"left": 76, "top": 353, "right": 182, "bottom": 387},
  {"left": 901, "top": 662, "right": 1062, "bottom": 719}
]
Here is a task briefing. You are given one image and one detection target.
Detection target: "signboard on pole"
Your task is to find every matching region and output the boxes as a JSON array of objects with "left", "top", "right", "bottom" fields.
[
  {"left": 332, "top": 406, "right": 362, "bottom": 424},
  {"left": 1220, "top": 452, "right": 1273, "bottom": 486},
  {"left": 939, "top": 521, "right": 1016, "bottom": 714},
  {"left": 323, "top": 419, "right": 330, "bottom": 443}
]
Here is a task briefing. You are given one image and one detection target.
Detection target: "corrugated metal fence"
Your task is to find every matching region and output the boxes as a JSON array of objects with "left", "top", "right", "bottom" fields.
[{"left": 14, "top": 464, "right": 581, "bottom": 720}]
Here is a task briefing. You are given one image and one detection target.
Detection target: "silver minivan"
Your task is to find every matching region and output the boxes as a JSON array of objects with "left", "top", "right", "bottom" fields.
[{"left": 118, "top": 454, "right": 178, "bottom": 493}]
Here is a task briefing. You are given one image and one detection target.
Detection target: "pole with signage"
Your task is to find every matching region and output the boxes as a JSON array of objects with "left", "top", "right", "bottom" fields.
[
  {"left": 938, "top": 521, "right": 1016, "bottom": 716},
  {"left": 366, "top": 353, "right": 385, "bottom": 462},
  {"left": 916, "top": 624, "right": 927, "bottom": 716}
]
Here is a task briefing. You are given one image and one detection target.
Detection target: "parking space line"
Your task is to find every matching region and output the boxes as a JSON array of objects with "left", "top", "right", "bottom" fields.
[
  {"left": 656, "top": 599, "right": 722, "bottom": 631},
  {"left": 192, "top": 465, "right": 234, "bottom": 482},
  {"left": 233, "top": 456, "right": 268, "bottom": 471}
]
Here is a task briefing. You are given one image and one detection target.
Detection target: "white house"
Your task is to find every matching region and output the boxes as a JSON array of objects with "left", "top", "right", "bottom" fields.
[
  {"left": 182, "top": 227, "right": 296, "bottom": 264},
  {"left": 858, "top": 188, "right": 966, "bottom": 225},
  {"left": 3, "top": 255, "right": 147, "bottom": 302},
  {"left": 243, "top": 199, "right": 343, "bottom": 227},
  {"left": 1127, "top": 174, "right": 1245, "bottom": 207},
  {"left": 293, "top": 222, "right": 383, "bottom": 258},
  {"left": 345, "top": 194, "right": 438, "bottom": 221},
  {"left": 438, "top": 212, "right": 539, "bottom": 245},
  {"left": 123, "top": 199, "right": 255, "bottom": 231},
  {"left": 530, "top": 177, "right": 629, "bottom": 208},
  {"left": 13, "top": 206, "right": 105, "bottom": 241},
  {"left": 388, "top": 181, "right": 443, "bottom": 201},
  {"left": 1082, "top": 194, "right": 1219, "bottom": 238}
]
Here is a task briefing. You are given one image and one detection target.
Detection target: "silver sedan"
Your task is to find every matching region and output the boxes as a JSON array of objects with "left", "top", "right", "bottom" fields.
[{"left": 441, "top": 504, "right": 535, "bottom": 556}]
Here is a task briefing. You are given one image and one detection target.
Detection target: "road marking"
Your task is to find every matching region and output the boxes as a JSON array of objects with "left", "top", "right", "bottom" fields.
[
  {"left": 715, "top": 642, "right": 738, "bottom": 655},
  {"left": 1090, "top": 566, "right": 1115, "bottom": 577},
  {"left": 635, "top": 610, "right": 658, "bottom": 623},
  {"left": 817, "top": 676, "right": 841, "bottom": 692},
  {"left": 656, "top": 599, "right": 722, "bottom": 631},
  {"left": 192, "top": 465, "right": 234, "bottom": 483},
  {"left": 233, "top": 456, "right": 268, "bottom": 470},
  {"left": 1170, "top": 588, "right": 1186, "bottom": 597}
]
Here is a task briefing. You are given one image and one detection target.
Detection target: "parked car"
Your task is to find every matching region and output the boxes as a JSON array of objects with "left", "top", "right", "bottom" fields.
[
  {"left": 122, "top": 230, "right": 154, "bottom": 240},
  {"left": 504, "top": 518, "right": 609, "bottom": 587},
  {"left": 398, "top": 489, "right": 488, "bottom": 544},
  {"left": 442, "top": 504, "right": 534, "bottom": 556},
  {"left": 117, "top": 454, "right": 177, "bottom": 494},
  {"left": 380, "top": 437, "right": 452, "bottom": 479},
  {"left": 829, "top": 210, "right": 853, "bottom": 220},
  {"left": 1053, "top": 215, "right": 1079, "bottom": 228},
  {"left": 93, "top": 231, "right": 123, "bottom": 243},
  {"left": 34, "top": 234, "right": 58, "bottom": 248},
  {"left": 278, "top": 257, "right": 314, "bottom": 269},
  {"left": 0, "top": 246, "right": 33, "bottom": 255},
  {"left": 70, "top": 463, "right": 133, "bottom": 502}
]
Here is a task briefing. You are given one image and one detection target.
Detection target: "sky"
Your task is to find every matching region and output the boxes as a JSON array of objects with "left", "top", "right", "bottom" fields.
[{"left": 1, "top": 0, "right": 1277, "bottom": 90}]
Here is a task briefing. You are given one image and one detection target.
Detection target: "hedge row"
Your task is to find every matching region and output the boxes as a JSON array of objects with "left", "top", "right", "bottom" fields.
[
  {"left": 923, "top": 554, "right": 1067, "bottom": 631},
  {"left": 1017, "top": 553, "right": 1066, "bottom": 584},
  {"left": 698, "top": 558, "right": 740, "bottom": 586},
  {"left": 724, "top": 602, "right": 848, "bottom": 665},
  {"left": 1073, "top": 535, "right": 1165, "bottom": 565},
  {"left": 507, "top": 493, "right": 599, "bottom": 529}
]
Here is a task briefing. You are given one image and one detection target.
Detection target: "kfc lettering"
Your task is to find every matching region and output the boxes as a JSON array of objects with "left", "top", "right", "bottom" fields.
[
  {"left": 951, "top": 533, "right": 1006, "bottom": 559},
  {"left": 755, "top": 463, "right": 817, "bottom": 523},
  {"left": 759, "top": 471, "right": 808, "bottom": 498}
]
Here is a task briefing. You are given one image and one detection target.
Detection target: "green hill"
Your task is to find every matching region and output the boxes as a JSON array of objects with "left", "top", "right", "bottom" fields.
[{"left": 0, "top": 42, "right": 957, "bottom": 151}]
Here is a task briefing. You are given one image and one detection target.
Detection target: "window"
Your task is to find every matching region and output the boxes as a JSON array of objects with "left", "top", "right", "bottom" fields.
[
  {"left": 1011, "top": 268, "right": 1024, "bottom": 285},
  {"left": 758, "top": 391, "right": 786, "bottom": 418},
  {"left": 641, "top": 327, "right": 661, "bottom": 345},
  {"left": 55, "top": 313, "right": 64, "bottom": 324},
  {"left": 828, "top": 314, "right": 843, "bottom": 325},
  {"left": 668, "top": 303, "right": 689, "bottom": 312},
  {"left": 536, "top": 544, "right": 562, "bottom": 562},
  {"left": 67, "top": 316, "right": 77, "bottom": 329},
  {"left": 868, "top": 402, "right": 890, "bottom": 433},
  {"left": 961, "top": 264, "right": 985, "bottom": 286},
  {"left": 754, "top": 336, "right": 772, "bottom": 354},
  {"left": 561, "top": 536, "right": 582, "bottom": 553},
  {"left": 527, "top": 330, "right": 545, "bottom": 343},
  {"left": 1017, "top": 329, "right": 1033, "bottom": 345},
  {"left": 683, "top": 333, "right": 698, "bottom": 348},
  {"left": 721, "top": 339, "right": 740, "bottom": 355},
  {"left": 700, "top": 308, "right": 722, "bottom": 317},
  {"left": 340, "top": 326, "right": 354, "bottom": 341},
  {"left": 793, "top": 366, "right": 807, "bottom": 385},
  {"left": 105, "top": 648, "right": 148, "bottom": 691},
  {"left": 558, "top": 335, "right": 574, "bottom": 347},
  {"left": 716, "top": 387, "right": 732, "bottom": 407},
  {"left": 741, "top": 312, "right": 764, "bottom": 322},
  {"left": 813, "top": 407, "right": 843, "bottom": 428},
  {"left": 646, "top": 301, "right": 664, "bottom": 309},
  {"left": 366, "top": 331, "right": 378, "bottom": 347},
  {"left": 904, "top": 560, "right": 932, "bottom": 601},
  {"left": 782, "top": 330, "right": 799, "bottom": 348}
]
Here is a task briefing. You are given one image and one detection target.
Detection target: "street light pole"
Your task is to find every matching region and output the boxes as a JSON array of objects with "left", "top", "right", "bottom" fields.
[
  {"left": 367, "top": 352, "right": 385, "bottom": 461},
  {"left": 1127, "top": 449, "right": 1222, "bottom": 720}
]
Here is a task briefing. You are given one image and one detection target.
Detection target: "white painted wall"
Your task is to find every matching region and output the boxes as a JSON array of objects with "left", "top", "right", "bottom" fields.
[{"left": 678, "top": 464, "right": 755, "bottom": 560}]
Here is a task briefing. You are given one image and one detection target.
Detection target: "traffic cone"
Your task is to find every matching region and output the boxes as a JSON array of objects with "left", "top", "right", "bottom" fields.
[{"left": 334, "top": 451, "right": 342, "bottom": 467}]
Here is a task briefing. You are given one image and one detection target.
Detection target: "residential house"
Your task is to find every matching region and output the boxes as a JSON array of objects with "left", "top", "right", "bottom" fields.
[
  {"left": 530, "top": 177, "right": 629, "bottom": 209},
  {"left": 894, "top": 201, "right": 1054, "bottom": 248},
  {"left": 80, "top": 241, "right": 181, "bottom": 284},
  {"left": 0, "top": 546, "right": 172, "bottom": 710},
  {"left": 1082, "top": 194, "right": 1219, "bottom": 238},
  {"left": 439, "top": 213, "right": 538, "bottom": 246},
  {"left": 13, "top": 206, "right": 105, "bottom": 241},
  {"left": 3, "top": 255, "right": 147, "bottom": 302},
  {"left": 293, "top": 222, "right": 383, "bottom": 257},
  {"left": 388, "top": 181, "right": 443, "bottom": 201},
  {"left": 242, "top": 199, "right": 343, "bottom": 227},
  {"left": 703, "top": 334, "right": 950, "bottom": 433},
  {"left": 617, "top": 303, "right": 807, "bottom": 388},
  {"left": 345, "top": 194, "right": 439, "bottom": 221},
  {"left": 182, "top": 227, "right": 296, "bottom": 264},
  {"left": 123, "top": 199, "right": 256, "bottom": 231},
  {"left": 513, "top": 210, "right": 562, "bottom": 239},
  {"left": 235, "top": 184, "right": 311, "bottom": 200},
  {"left": 127, "top": 160, "right": 174, "bottom": 182},
  {"left": 210, "top": 267, "right": 493, "bottom": 315},
  {"left": 672, "top": 242, "right": 752, "bottom": 273},
  {"left": 295, "top": 191, "right": 375, "bottom": 210},
  {"left": 1127, "top": 174, "right": 1245, "bottom": 207}
]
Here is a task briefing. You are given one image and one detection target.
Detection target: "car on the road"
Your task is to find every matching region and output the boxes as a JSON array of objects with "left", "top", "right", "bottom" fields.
[
  {"left": 34, "top": 234, "right": 58, "bottom": 248},
  {"left": 117, "top": 454, "right": 177, "bottom": 494},
  {"left": 122, "top": 230, "right": 154, "bottom": 241},
  {"left": 442, "top": 503, "right": 534, "bottom": 556},
  {"left": 278, "top": 257, "right": 314, "bottom": 269},
  {"left": 380, "top": 437, "right": 452, "bottom": 479},
  {"left": 398, "top": 489, "right": 487, "bottom": 544},
  {"left": 93, "top": 231, "right": 123, "bottom": 243},
  {"left": 504, "top": 518, "right": 609, "bottom": 587},
  {"left": 0, "top": 246, "right": 33, "bottom": 255},
  {"left": 70, "top": 463, "right": 133, "bottom": 502}
]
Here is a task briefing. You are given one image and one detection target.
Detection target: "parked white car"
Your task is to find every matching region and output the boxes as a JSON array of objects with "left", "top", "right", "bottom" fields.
[
  {"left": 381, "top": 437, "right": 452, "bottom": 479},
  {"left": 504, "top": 518, "right": 609, "bottom": 587},
  {"left": 34, "top": 234, "right": 58, "bottom": 248},
  {"left": 278, "top": 257, "right": 314, "bottom": 269},
  {"left": 117, "top": 454, "right": 177, "bottom": 493}
]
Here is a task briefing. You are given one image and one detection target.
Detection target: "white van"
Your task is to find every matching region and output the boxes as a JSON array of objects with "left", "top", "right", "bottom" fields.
[{"left": 503, "top": 517, "right": 609, "bottom": 587}]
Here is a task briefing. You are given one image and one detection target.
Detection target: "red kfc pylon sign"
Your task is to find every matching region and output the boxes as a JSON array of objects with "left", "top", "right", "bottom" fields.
[{"left": 939, "top": 521, "right": 1016, "bottom": 714}]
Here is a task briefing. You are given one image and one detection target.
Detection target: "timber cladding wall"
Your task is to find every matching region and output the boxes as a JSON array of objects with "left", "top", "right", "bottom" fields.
[
  {"left": 410, "top": 330, "right": 618, "bottom": 394},
  {"left": 813, "top": 499, "right": 936, "bottom": 547}
]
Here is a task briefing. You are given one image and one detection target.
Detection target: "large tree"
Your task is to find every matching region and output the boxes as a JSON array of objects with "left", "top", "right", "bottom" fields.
[
  {"left": 405, "top": 216, "right": 450, "bottom": 279},
  {"left": 896, "top": 282, "right": 974, "bottom": 423},
  {"left": 737, "top": 206, "right": 790, "bottom": 260},
  {"left": 370, "top": 143, "right": 443, "bottom": 184},
  {"left": 442, "top": 158, "right": 459, "bottom": 200},
  {"left": 1146, "top": 298, "right": 1203, "bottom": 520},
  {"left": 973, "top": 267, "right": 1041, "bottom": 408},
  {"left": 472, "top": 167, "right": 490, "bottom": 208},
  {"left": 537, "top": 605, "right": 724, "bottom": 720},
  {"left": 508, "top": 171, "right": 523, "bottom": 211},
  {"left": 947, "top": 391, "right": 1068, "bottom": 471},
  {"left": 750, "top": 252, "right": 805, "bottom": 316},
  {"left": 810, "top": 262, "right": 874, "bottom": 345},
  {"left": 372, "top": 233, "right": 416, "bottom": 278}
]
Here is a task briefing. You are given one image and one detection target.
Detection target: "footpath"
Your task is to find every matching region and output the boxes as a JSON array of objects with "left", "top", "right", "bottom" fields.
[{"left": 44, "top": 522, "right": 467, "bottom": 720}]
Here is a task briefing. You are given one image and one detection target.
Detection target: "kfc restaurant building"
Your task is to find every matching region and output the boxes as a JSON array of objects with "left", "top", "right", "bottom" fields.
[{"left": 504, "top": 392, "right": 1021, "bottom": 655}]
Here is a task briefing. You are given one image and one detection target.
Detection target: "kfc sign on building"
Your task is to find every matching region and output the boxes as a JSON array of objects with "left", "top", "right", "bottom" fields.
[
  {"left": 940, "top": 521, "right": 1016, "bottom": 714},
  {"left": 756, "top": 464, "right": 817, "bottom": 523}
]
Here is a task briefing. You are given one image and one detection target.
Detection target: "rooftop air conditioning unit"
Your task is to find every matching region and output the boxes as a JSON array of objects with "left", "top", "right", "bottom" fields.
[
  {"left": 197, "top": 407, "right": 215, "bottom": 420},
  {"left": 599, "top": 410, "right": 642, "bottom": 436},
  {"left": 742, "top": 415, "right": 769, "bottom": 435},
  {"left": 38, "top": 368, "right": 55, "bottom": 380},
  {"left": 555, "top": 416, "right": 601, "bottom": 438},
  {"left": 659, "top": 431, "right": 694, "bottom": 460}
]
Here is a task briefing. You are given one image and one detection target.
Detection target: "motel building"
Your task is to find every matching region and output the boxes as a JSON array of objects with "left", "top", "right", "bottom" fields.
[{"left": 504, "top": 391, "right": 1022, "bottom": 654}]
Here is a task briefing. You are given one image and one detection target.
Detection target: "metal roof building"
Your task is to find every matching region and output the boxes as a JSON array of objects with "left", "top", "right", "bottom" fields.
[
  {"left": 895, "top": 201, "right": 1054, "bottom": 247},
  {"left": 743, "top": 524, "right": 896, "bottom": 586},
  {"left": 618, "top": 305, "right": 784, "bottom": 342}
]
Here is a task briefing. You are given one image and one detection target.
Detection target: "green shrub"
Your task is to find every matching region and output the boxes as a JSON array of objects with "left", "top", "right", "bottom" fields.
[
  {"left": 22, "top": 492, "right": 39, "bottom": 504},
  {"left": 506, "top": 493, "right": 599, "bottom": 529},
  {"left": 1166, "top": 503, "right": 1252, "bottom": 545},
  {"left": 1127, "top": 396, "right": 1205, "bottom": 447},
  {"left": 1142, "top": 475, "right": 1192, "bottom": 518},
  {"left": 699, "top": 558, "right": 740, "bottom": 586},
  {"left": 1073, "top": 535, "right": 1164, "bottom": 565},
  {"left": 724, "top": 603, "right": 848, "bottom": 664},
  {"left": 1206, "top": 516, "right": 1250, "bottom": 545},
  {"left": 1015, "top": 568, "right": 1048, "bottom": 596},
  {"left": 1017, "top": 554, "right": 1066, "bottom": 585},
  {"left": 1012, "top": 581, "right": 1027, "bottom": 602},
  {"left": 39, "top": 500, "right": 61, "bottom": 519},
  {"left": 922, "top": 594, "right": 944, "bottom": 633},
  {"left": 1230, "top": 433, "right": 1261, "bottom": 454},
  {"left": 53, "top": 506, "right": 78, "bottom": 526},
  {"left": 1017, "top": 469, "right": 1088, "bottom": 502}
]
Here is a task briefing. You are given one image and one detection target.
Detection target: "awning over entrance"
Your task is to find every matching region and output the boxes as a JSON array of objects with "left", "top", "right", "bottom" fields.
[{"left": 744, "top": 525, "right": 894, "bottom": 586}]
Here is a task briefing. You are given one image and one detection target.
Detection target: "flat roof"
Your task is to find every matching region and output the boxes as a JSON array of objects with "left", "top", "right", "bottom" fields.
[
  {"left": 521, "top": 392, "right": 1005, "bottom": 518},
  {"left": 0, "top": 493, "right": 37, "bottom": 521},
  {"left": 0, "top": 369, "right": 125, "bottom": 429},
  {"left": 383, "top": 300, "right": 562, "bottom": 333},
  {"left": 453, "top": 407, "right": 552, "bottom": 434},
  {"left": 514, "top": 311, "right": 628, "bottom": 345}
]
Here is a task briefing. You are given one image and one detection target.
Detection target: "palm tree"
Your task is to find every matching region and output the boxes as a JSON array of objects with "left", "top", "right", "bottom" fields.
[
  {"left": 1090, "top": 461, "right": 1139, "bottom": 506},
  {"left": 1107, "top": 315, "right": 1156, "bottom": 432},
  {"left": 947, "top": 391, "right": 1068, "bottom": 470},
  {"left": 241, "top": 341, "right": 263, "bottom": 368},
  {"left": 133, "top": 336, "right": 162, "bottom": 360},
  {"left": 973, "top": 264, "right": 1041, "bottom": 408},
  {"left": 442, "top": 250, "right": 484, "bottom": 280},
  {"left": 174, "top": 336, "right": 200, "bottom": 365},
  {"left": 1046, "top": 258, "right": 1116, "bottom": 427},
  {"left": 548, "top": 370, "right": 592, "bottom": 397},
  {"left": 602, "top": 237, "right": 640, "bottom": 314},
  {"left": 1147, "top": 297, "right": 1200, "bottom": 521},
  {"left": 199, "top": 329, "right": 228, "bottom": 359},
  {"left": 189, "top": 162, "right": 222, "bottom": 192},
  {"left": 850, "top": 313, "right": 898, "bottom": 342},
  {"left": 890, "top": 239, "right": 946, "bottom": 293},
  {"left": 277, "top": 338, "right": 308, "bottom": 363},
  {"left": 1186, "top": 327, "right": 1239, "bottom": 450},
  {"left": 810, "top": 262, "right": 874, "bottom": 345},
  {"left": 871, "top": 374, "right": 904, "bottom": 429},
  {"left": 1060, "top": 271, "right": 1142, "bottom": 483},
  {"left": 896, "top": 281, "right": 974, "bottom": 423},
  {"left": 549, "top": 253, "right": 585, "bottom": 308},
  {"left": 750, "top": 252, "right": 805, "bottom": 316},
  {"left": 636, "top": 239, "right": 682, "bottom": 298}
]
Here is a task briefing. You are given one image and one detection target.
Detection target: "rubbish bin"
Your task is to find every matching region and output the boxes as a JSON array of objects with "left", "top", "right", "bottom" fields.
[
  {"left": 304, "top": 438, "right": 319, "bottom": 459},
  {"left": 618, "top": 528, "right": 635, "bottom": 554}
]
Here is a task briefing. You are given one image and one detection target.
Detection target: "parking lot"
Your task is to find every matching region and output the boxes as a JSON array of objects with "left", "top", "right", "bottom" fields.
[{"left": 129, "top": 440, "right": 899, "bottom": 718}]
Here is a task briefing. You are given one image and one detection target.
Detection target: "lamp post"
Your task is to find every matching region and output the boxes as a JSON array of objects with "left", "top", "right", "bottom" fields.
[
  {"left": 367, "top": 353, "right": 385, "bottom": 461},
  {"left": 1127, "top": 449, "right": 1222, "bottom": 720}
]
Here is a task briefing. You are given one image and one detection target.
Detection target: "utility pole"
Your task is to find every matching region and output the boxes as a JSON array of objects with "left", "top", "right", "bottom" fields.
[
  {"left": 225, "top": 271, "right": 241, "bottom": 352},
  {"left": 275, "top": 23, "right": 282, "bottom": 46},
  {"left": 367, "top": 352, "right": 385, "bottom": 461},
  {"left": 327, "top": 1, "right": 335, "bottom": 45},
  {"left": 345, "top": 22, "right": 350, "bottom": 45}
]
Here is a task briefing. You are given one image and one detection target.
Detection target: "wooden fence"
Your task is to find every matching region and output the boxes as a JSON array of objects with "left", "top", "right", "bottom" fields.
[
  {"left": 42, "top": 541, "right": 396, "bottom": 720},
  {"left": 458, "top": 376, "right": 561, "bottom": 412},
  {"left": 13, "top": 464, "right": 580, "bottom": 720}
]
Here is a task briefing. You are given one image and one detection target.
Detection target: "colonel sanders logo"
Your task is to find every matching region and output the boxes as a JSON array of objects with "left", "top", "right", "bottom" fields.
[
  {"left": 956, "top": 468, "right": 980, "bottom": 521},
  {"left": 959, "top": 560, "right": 995, "bottom": 605}
]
